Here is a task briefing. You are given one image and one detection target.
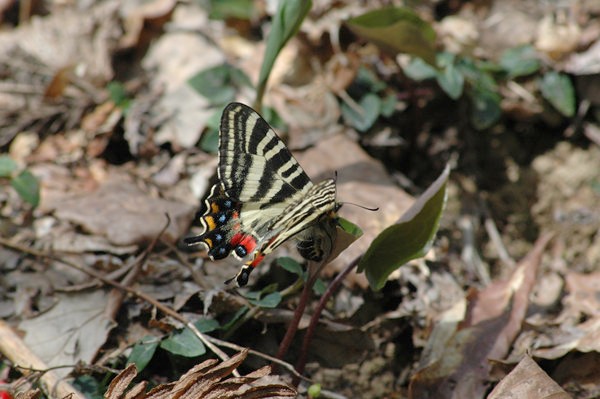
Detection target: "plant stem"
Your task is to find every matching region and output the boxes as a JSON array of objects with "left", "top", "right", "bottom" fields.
[
  {"left": 293, "top": 255, "right": 362, "bottom": 381},
  {"left": 274, "top": 261, "right": 320, "bottom": 365}
]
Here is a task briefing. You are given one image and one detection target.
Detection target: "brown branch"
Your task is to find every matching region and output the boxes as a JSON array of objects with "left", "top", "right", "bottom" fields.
[{"left": 0, "top": 320, "right": 86, "bottom": 399}]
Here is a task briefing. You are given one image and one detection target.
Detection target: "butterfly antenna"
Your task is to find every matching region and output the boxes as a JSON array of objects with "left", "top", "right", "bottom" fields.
[{"left": 340, "top": 201, "right": 379, "bottom": 212}]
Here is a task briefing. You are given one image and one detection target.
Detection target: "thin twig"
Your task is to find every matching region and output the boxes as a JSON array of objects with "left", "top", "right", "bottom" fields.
[{"left": 0, "top": 236, "right": 305, "bottom": 380}]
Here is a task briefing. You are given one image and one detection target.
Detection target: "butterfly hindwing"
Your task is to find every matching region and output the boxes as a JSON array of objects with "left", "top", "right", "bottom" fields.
[{"left": 186, "top": 103, "right": 339, "bottom": 286}]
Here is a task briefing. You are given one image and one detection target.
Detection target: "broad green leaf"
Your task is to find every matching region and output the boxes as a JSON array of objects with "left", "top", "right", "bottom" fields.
[
  {"left": 277, "top": 257, "right": 304, "bottom": 276},
  {"left": 194, "top": 318, "right": 220, "bottom": 333},
  {"left": 0, "top": 156, "right": 17, "bottom": 177},
  {"left": 248, "top": 292, "right": 282, "bottom": 308},
  {"left": 468, "top": 85, "right": 502, "bottom": 130},
  {"left": 500, "top": 45, "right": 540, "bottom": 78},
  {"left": 403, "top": 57, "right": 437, "bottom": 81},
  {"left": 539, "top": 71, "right": 575, "bottom": 117},
  {"left": 341, "top": 93, "right": 381, "bottom": 132},
  {"left": 209, "top": 0, "right": 254, "bottom": 20},
  {"left": 256, "top": 0, "right": 312, "bottom": 107},
  {"left": 347, "top": 7, "right": 436, "bottom": 66},
  {"left": 325, "top": 217, "right": 362, "bottom": 265},
  {"left": 11, "top": 170, "right": 40, "bottom": 207},
  {"left": 380, "top": 94, "right": 397, "bottom": 117},
  {"left": 200, "top": 129, "right": 219, "bottom": 154},
  {"left": 358, "top": 165, "right": 450, "bottom": 290},
  {"left": 461, "top": 64, "right": 501, "bottom": 130},
  {"left": 436, "top": 62, "right": 464, "bottom": 99},
  {"left": 188, "top": 64, "right": 251, "bottom": 106},
  {"left": 160, "top": 328, "right": 206, "bottom": 357},
  {"left": 128, "top": 336, "right": 160, "bottom": 372}
]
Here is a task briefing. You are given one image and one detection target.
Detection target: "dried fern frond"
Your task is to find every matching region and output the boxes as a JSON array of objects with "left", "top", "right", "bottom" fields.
[{"left": 104, "top": 349, "right": 297, "bottom": 399}]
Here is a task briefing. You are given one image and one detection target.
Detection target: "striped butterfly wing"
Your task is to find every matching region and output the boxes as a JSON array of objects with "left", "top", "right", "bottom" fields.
[{"left": 186, "top": 103, "right": 339, "bottom": 286}]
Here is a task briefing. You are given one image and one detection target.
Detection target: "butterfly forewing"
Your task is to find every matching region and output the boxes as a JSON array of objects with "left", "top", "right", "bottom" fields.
[
  {"left": 219, "top": 103, "right": 313, "bottom": 206},
  {"left": 186, "top": 102, "right": 339, "bottom": 286}
]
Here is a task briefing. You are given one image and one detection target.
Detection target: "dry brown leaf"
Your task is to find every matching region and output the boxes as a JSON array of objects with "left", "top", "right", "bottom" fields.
[
  {"left": 408, "top": 233, "right": 552, "bottom": 399},
  {"left": 119, "top": 0, "right": 177, "bottom": 50},
  {"left": 105, "top": 349, "right": 296, "bottom": 399},
  {"left": 52, "top": 173, "right": 195, "bottom": 247},
  {"left": 531, "top": 271, "right": 600, "bottom": 359},
  {"left": 487, "top": 355, "right": 570, "bottom": 399},
  {"left": 105, "top": 363, "right": 138, "bottom": 399}
]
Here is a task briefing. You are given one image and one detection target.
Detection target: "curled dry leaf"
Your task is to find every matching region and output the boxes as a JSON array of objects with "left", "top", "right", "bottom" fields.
[{"left": 104, "top": 350, "right": 296, "bottom": 399}]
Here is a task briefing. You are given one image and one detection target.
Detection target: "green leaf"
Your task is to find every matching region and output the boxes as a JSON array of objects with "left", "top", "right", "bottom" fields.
[
  {"left": 0, "top": 156, "right": 17, "bottom": 177},
  {"left": 73, "top": 375, "right": 104, "bottom": 399},
  {"left": 460, "top": 64, "right": 501, "bottom": 130},
  {"left": 436, "top": 62, "right": 464, "bottom": 100},
  {"left": 11, "top": 170, "right": 40, "bottom": 207},
  {"left": 200, "top": 128, "right": 219, "bottom": 154},
  {"left": 248, "top": 291, "right": 282, "bottom": 308},
  {"left": 209, "top": 0, "right": 254, "bottom": 20},
  {"left": 500, "top": 45, "right": 540, "bottom": 78},
  {"left": 194, "top": 318, "right": 220, "bottom": 333},
  {"left": 160, "top": 328, "right": 206, "bottom": 357},
  {"left": 188, "top": 64, "right": 251, "bottom": 106},
  {"left": 341, "top": 93, "right": 381, "bottom": 132},
  {"left": 256, "top": 0, "right": 312, "bottom": 106},
  {"left": 338, "top": 217, "right": 363, "bottom": 238},
  {"left": 539, "top": 71, "right": 575, "bottom": 117},
  {"left": 347, "top": 7, "right": 436, "bottom": 66},
  {"left": 468, "top": 84, "right": 502, "bottom": 130},
  {"left": 107, "top": 81, "right": 131, "bottom": 110},
  {"left": 308, "top": 383, "right": 322, "bottom": 398},
  {"left": 403, "top": 57, "right": 437, "bottom": 81},
  {"left": 380, "top": 94, "right": 397, "bottom": 117},
  {"left": 358, "top": 165, "right": 450, "bottom": 290},
  {"left": 312, "top": 278, "right": 327, "bottom": 296},
  {"left": 277, "top": 257, "right": 304, "bottom": 276},
  {"left": 128, "top": 336, "right": 160, "bottom": 372}
]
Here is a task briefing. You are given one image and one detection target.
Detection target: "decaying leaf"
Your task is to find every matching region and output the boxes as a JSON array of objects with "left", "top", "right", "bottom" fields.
[
  {"left": 409, "top": 233, "right": 552, "bottom": 399},
  {"left": 487, "top": 355, "right": 570, "bottom": 399},
  {"left": 19, "top": 290, "right": 116, "bottom": 380},
  {"left": 104, "top": 350, "right": 296, "bottom": 399}
]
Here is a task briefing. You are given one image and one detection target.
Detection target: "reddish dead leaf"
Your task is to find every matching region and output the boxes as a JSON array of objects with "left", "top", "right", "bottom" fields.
[
  {"left": 487, "top": 355, "right": 570, "bottom": 399},
  {"left": 409, "top": 233, "right": 552, "bottom": 399}
]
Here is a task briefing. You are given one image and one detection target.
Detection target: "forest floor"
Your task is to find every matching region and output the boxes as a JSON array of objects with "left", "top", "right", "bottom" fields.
[{"left": 1, "top": 1, "right": 600, "bottom": 398}]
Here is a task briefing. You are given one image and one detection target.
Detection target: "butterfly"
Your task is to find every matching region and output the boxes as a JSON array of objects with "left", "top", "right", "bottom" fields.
[{"left": 185, "top": 102, "right": 340, "bottom": 287}]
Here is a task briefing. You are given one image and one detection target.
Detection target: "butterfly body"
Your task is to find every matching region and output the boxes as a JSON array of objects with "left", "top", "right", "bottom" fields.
[{"left": 186, "top": 103, "right": 339, "bottom": 286}]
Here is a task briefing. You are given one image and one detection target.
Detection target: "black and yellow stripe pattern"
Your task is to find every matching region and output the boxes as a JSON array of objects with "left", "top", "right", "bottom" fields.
[{"left": 186, "top": 102, "right": 339, "bottom": 286}]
